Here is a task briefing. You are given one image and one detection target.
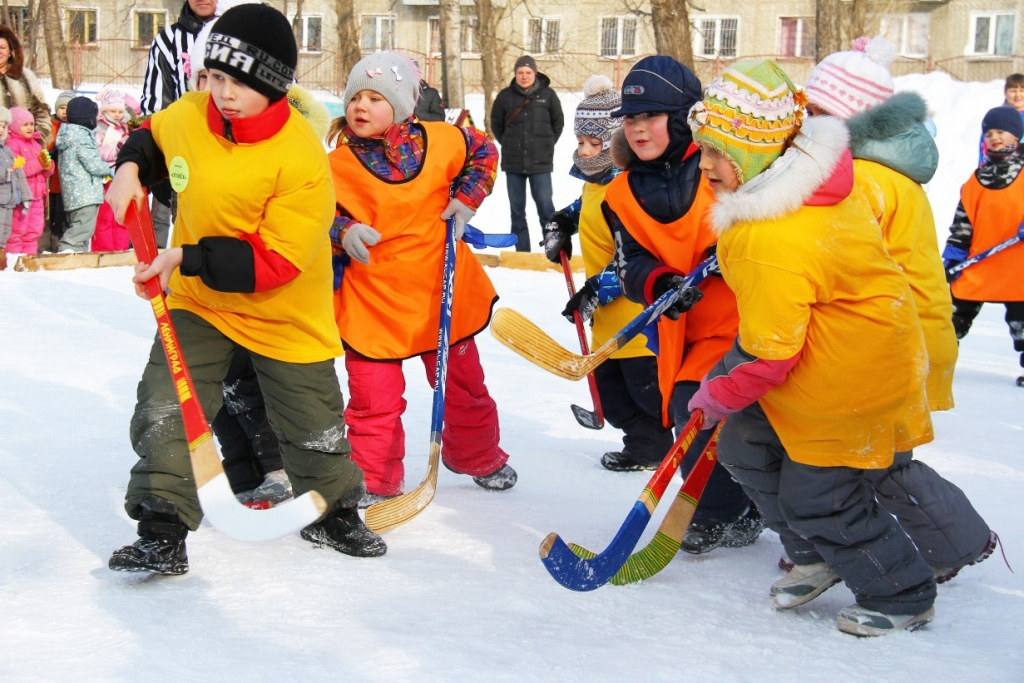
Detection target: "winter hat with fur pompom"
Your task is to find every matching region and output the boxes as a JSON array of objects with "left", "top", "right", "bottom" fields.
[
  {"left": 573, "top": 74, "right": 621, "bottom": 176},
  {"left": 343, "top": 52, "right": 420, "bottom": 124},
  {"left": 689, "top": 59, "right": 802, "bottom": 184},
  {"left": 804, "top": 36, "right": 895, "bottom": 119}
]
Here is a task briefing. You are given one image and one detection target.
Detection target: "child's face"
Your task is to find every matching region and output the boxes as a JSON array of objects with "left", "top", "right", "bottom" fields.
[
  {"left": 984, "top": 128, "right": 1019, "bottom": 151},
  {"left": 0, "top": 121, "right": 8, "bottom": 142},
  {"left": 623, "top": 112, "right": 670, "bottom": 161},
  {"left": 106, "top": 108, "right": 125, "bottom": 123},
  {"left": 196, "top": 69, "right": 209, "bottom": 92},
  {"left": 576, "top": 135, "right": 604, "bottom": 159},
  {"left": 209, "top": 69, "right": 270, "bottom": 120},
  {"left": 18, "top": 120, "right": 34, "bottom": 137},
  {"left": 1006, "top": 85, "right": 1024, "bottom": 111},
  {"left": 697, "top": 143, "right": 741, "bottom": 194},
  {"left": 346, "top": 89, "right": 394, "bottom": 138},
  {"left": 56, "top": 105, "right": 67, "bottom": 122}
]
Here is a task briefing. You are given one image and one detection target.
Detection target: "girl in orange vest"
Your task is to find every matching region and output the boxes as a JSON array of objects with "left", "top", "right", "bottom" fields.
[
  {"left": 328, "top": 52, "right": 515, "bottom": 506},
  {"left": 602, "top": 56, "right": 761, "bottom": 555},
  {"left": 943, "top": 105, "right": 1024, "bottom": 380}
]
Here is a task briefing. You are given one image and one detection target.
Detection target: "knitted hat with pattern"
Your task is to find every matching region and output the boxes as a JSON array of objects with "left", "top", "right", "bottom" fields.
[
  {"left": 97, "top": 89, "right": 126, "bottom": 112},
  {"left": 343, "top": 52, "right": 420, "bottom": 124},
  {"left": 575, "top": 75, "right": 622, "bottom": 144},
  {"left": 804, "top": 36, "right": 895, "bottom": 119},
  {"left": 205, "top": 4, "right": 297, "bottom": 102},
  {"left": 689, "top": 59, "right": 801, "bottom": 184}
]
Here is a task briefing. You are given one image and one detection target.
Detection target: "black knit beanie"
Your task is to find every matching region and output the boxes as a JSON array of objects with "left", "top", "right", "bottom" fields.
[
  {"left": 205, "top": 4, "right": 297, "bottom": 102},
  {"left": 66, "top": 96, "right": 98, "bottom": 130}
]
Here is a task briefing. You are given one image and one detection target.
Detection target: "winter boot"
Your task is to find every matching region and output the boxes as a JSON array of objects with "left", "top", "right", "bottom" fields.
[
  {"left": 601, "top": 451, "right": 658, "bottom": 472},
  {"left": 0, "top": 248, "right": 6, "bottom": 271},
  {"left": 473, "top": 464, "right": 518, "bottom": 491},
  {"left": 932, "top": 530, "right": 999, "bottom": 584},
  {"left": 770, "top": 562, "right": 841, "bottom": 609},
  {"left": 719, "top": 504, "right": 765, "bottom": 548},
  {"left": 836, "top": 604, "right": 935, "bottom": 637},
  {"left": 358, "top": 491, "right": 399, "bottom": 509},
  {"left": 109, "top": 510, "right": 189, "bottom": 575},
  {"left": 301, "top": 485, "right": 387, "bottom": 558},
  {"left": 680, "top": 519, "right": 732, "bottom": 555},
  {"left": 249, "top": 469, "right": 293, "bottom": 506}
]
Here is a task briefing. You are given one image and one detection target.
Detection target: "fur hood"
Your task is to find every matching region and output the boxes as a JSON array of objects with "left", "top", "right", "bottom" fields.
[
  {"left": 287, "top": 84, "right": 331, "bottom": 140},
  {"left": 845, "top": 91, "right": 938, "bottom": 184},
  {"left": 610, "top": 127, "right": 632, "bottom": 169},
  {"left": 710, "top": 115, "right": 850, "bottom": 233},
  {"left": 0, "top": 24, "right": 25, "bottom": 79}
]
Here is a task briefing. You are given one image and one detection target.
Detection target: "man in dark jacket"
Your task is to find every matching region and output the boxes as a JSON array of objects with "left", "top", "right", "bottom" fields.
[
  {"left": 490, "top": 55, "right": 563, "bottom": 251},
  {"left": 415, "top": 79, "right": 445, "bottom": 122}
]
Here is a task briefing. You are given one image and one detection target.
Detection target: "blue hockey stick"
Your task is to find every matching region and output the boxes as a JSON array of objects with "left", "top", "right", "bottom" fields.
[{"left": 946, "top": 233, "right": 1022, "bottom": 279}]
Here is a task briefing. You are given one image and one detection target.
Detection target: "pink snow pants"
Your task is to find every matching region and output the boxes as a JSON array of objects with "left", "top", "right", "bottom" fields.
[
  {"left": 344, "top": 338, "right": 509, "bottom": 496},
  {"left": 91, "top": 185, "right": 130, "bottom": 252},
  {"left": 7, "top": 198, "right": 44, "bottom": 254}
]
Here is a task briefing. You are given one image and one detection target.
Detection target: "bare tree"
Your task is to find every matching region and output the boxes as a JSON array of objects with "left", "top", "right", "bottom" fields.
[
  {"left": 476, "top": 0, "right": 508, "bottom": 135},
  {"left": 816, "top": 0, "right": 903, "bottom": 61},
  {"left": 438, "top": 0, "right": 463, "bottom": 108},
  {"left": 651, "top": 0, "right": 693, "bottom": 67},
  {"left": 41, "top": 0, "right": 72, "bottom": 89},
  {"left": 291, "top": 0, "right": 304, "bottom": 49},
  {"left": 334, "top": 0, "right": 361, "bottom": 94}
]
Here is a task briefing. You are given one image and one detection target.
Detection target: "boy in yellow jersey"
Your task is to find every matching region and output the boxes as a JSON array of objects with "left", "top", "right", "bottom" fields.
[{"left": 104, "top": 4, "right": 383, "bottom": 575}]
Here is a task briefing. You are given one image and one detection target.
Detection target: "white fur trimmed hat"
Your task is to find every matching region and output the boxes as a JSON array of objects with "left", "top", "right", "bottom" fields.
[
  {"left": 804, "top": 36, "right": 895, "bottom": 119},
  {"left": 343, "top": 52, "right": 420, "bottom": 124}
]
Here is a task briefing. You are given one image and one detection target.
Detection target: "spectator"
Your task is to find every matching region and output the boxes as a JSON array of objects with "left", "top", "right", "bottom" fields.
[
  {"left": 490, "top": 55, "right": 563, "bottom": 251},
  {"left": 55, "top": 97, "right": 109, "bottom": 253},
  {"left": 91, "top": 89, "right": 131, "bottom": 252},
  {"left": 39, "top": 90, "right": 75, "bottom": 253},
  {"left": 0, "top": 106, "right": 32, "bottom": 269},
  {"left": 5, "top": 106, "right": 52, "bottom": 255},
  {"left": 980, "top": 73, "right": 1024, "bottom": 163},
  {"left": 414, "top": 67, "right": 445, "bottom": 122},
  {"left": 0, "top": 25, "right": 51, "bottom": 146},
  {"left": 139, "top": 0, "right": 217, "bottom": 248}
]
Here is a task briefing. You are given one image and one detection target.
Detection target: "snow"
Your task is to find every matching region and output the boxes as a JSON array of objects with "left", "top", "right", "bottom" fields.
[{"left": 3, "top": 73, "right": 1022, "bottom": 681}]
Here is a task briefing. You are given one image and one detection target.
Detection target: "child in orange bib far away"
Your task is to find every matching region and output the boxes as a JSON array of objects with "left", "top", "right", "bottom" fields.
[
  {"left": 686, "top": 59, "right": 937, "bottom": 637},
  {"left": 327, "top": 52, "right": 515, "bottom": 507}
]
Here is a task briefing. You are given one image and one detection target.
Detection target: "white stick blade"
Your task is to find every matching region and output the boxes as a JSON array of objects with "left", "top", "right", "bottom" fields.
[{"left": 197, "top": 473, "right": 327, "bottom": 542}]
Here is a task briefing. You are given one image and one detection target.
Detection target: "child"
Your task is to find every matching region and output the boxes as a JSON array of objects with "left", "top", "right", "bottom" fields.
[
  {"left": 5, "top": 106, "right": 52, "bottom": 255},
  {"left": 54, "top": 97, "right": 110, "bottom": 253},
  {"left": 943, "top": 105, "right": 1024, "bottom": 382},
  {"left": 328, "top": 52, "right": 515, "bottom": 506},
  {"left": 39, "top": 90, "right": 74, "bottom": 253},
  {"left": 600, "top": 56, "right": 761, "bottom": 553},
  {"left": 0, "top": 106, "right": 32, "bottom": 269},
  {"left": 804, "top": 36, "right": 995, "bottom": 583},
  {"left": 541, "top": 74, "right": 673, "bottom": 471},
  {"left": 687, "top": 59, "right": 936, "bottom": 636},
  {"left": 979, "top": 74, "right": 1024, "bottom": 163},
  {"left": 104, "top": 4, "right": 384, "bottom": 575},
  {"left": 91, "top": 89, "right": 131, "bottom": 251}
]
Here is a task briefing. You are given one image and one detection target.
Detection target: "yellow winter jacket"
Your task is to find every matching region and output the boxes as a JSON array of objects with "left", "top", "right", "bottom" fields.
[
  {"left": 578, "top": 179, "right": 650, "bottom": 357},
  {"left": 854, "top": 159, "right": 957, "bottom": 411},
  {"left": 151, "top": 92, "right": 342, "bottom": 363}
]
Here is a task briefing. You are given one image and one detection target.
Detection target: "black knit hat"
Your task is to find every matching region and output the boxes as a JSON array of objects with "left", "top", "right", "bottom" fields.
[
  {"left": 205, "top": 4, "right": 297, "bottom": 102},
  {"left": 982, "top": 105, "right": 1024, "bottom": 141},
  {"left": 66, "top": 96, "right": 98, "bottom": 130}
]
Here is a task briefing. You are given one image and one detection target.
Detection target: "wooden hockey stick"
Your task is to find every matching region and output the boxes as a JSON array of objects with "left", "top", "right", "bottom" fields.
[
  {"left": 568, "top": 421, "right": 724, "bottom": 585},
  {"left": 538, "top": 410, "right": 704, "bottom": 591},
  {"left": 491, "top": 255, "right": 718, "bottom": 381},
  {"left": 365, "top": 217, "right": 457, "bottom": 533},
  {"left": 124, "top": 200, "right": 327, "bottom": 542},
  {"left": 559, "top": 250, "right": 604, "bottom": 430}
]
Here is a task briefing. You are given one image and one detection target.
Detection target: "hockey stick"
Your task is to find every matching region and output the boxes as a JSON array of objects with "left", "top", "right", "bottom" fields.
[
  {"left": 491, "top": 255, "right": 719, "bottom": 381},
  {"left": 560, "top": 250, "right": 604, "bottom": 430},
  {"left": 124, "top": 200, "right": 327, "bottom": 542},
  {"left": 946, "top": 232, "right": 1022, "bottom": 278},
  {"left": 568, "top": 421, "right": 724, "bottom": 585},
  {"left": 538, "top": 410, "right": 704, "bottom": 591},
  {"left": 365, "top": 217, "right": 457, "bottom": 533}
]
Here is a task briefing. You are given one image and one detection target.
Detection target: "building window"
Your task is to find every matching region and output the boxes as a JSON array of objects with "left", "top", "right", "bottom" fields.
[
  {"left": 134, "top": 10, "right": 166, "bottom": 49},
  {"left": 427, "top": 14, "right": 480, "bottom": 57},
  {"left": 778, "top": 17, "right": 814, "bottom": 58},
  {"left": 6, "top": 7, "right": 31, "bottom": 39},
  {"left": 360, "top": 14, "right": 395, "bottom": 52},
  {"left": 301, "top": 16, "right": 322, "bottom": 52},
  {"left": 695, "top": 17, "right": 738, "bottom": 58},
  {"left": 527, "top": 17, "right": 560, "bottom": 54},
  {"left": 880, "top": 13, "right": 929, "bottom": 57},
  {"left": 970, "top": 12, "right": 1015, "bottom": 56},
  {"left": 66, "top": 8, "right": 99, "bottom": 44},
  {"left": 600, "top": 16, "right": 637, "bottom": 58}
]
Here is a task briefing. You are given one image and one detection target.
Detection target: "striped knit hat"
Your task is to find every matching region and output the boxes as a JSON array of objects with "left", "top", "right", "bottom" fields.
[
  {"left": 804, "top": 36, "right": 895, "bottom": 119},
  {"left": 689, "top": 59, "right": 801, "bottom": 184}
]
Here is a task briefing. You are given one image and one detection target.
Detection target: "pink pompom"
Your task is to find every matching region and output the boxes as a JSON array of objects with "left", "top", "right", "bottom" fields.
[{"left": 850, "top": 36, "right": 870, "bottom": 52}]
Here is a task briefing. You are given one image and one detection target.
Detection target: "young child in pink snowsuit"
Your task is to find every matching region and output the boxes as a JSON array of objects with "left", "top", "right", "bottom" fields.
[
  {"left": 5, "top": 106, "right": 52, "bottom": 254},
  {"left": 91, "top": 89, "right": 130, "bottom": 251}
]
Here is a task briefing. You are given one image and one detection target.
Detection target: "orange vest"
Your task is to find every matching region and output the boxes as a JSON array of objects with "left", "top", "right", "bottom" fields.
[
  {"left": 330, "top": 122, "right": 498, "bottom": 359},
  {"left": 953, "top": 170, "right": 1024, "bottom": 302},
  {"left": 49, "top": 118, "right": 61, "bottom": 194},
  {"left": 604, "top": 172, "right": 739, "bottom": 425}
]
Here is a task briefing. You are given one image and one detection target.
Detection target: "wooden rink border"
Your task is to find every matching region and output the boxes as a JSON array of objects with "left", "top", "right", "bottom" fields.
[{"left": 13, "top": 250, "right": 585, "bottom": 274}]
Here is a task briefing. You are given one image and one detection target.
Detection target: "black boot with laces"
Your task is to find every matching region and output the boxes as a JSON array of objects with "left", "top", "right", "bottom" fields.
[
  {"left": 301, "top": 485, "right": 387, "bottom": 558},
  {"left": 109, "top": 511, "right": 189, "bottom": 575}
]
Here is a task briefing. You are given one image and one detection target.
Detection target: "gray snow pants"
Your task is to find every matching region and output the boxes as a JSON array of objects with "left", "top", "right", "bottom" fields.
[
  {"left": 718, "top": 402, "right": 936, "bottom": 615},
  {"left": 57, "top": 204, "right": 99, "bottom": 253},
  {"left": 124, "top": 310, "right": 363, "bottom": 530},
  {"left": 867, "top": 450, "right": 990, "bottom": 571}
]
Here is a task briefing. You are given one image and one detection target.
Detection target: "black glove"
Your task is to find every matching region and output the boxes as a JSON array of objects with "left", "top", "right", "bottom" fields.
[
  {"left": 541, "top": 222, "right": 572, "bottom": 263},
  {"left": 651, "top": 274, "right": 704, "bottom": 321},
  {"left": 562, "top": 281, "right": 598, "bottom": 323},
  {"left": 703, "top": 244, "right": 723, "bottom": 277}
]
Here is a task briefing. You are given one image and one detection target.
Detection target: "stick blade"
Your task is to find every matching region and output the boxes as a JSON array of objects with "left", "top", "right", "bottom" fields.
[
  {"left": 571, "top": 404, "right": 605, "bottom": 430},
  {"left": 197, "top": 473, "right": 328, "bottom": 542},
  {"left": 365, "top": 447, "right": 440, "bottom": 533},
  {"left": 490, "top": 308, "right": 593, "bottom": 381}
]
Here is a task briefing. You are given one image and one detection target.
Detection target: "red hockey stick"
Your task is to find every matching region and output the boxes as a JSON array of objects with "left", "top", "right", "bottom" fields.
[{"left": 560, "top": 250, "right": 604, "bottom": 429}]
